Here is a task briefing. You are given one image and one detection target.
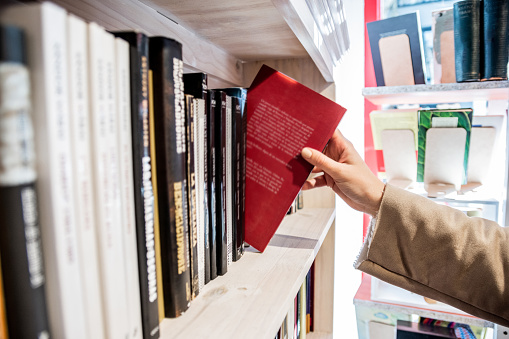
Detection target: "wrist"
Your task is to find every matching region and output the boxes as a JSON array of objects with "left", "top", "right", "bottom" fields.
[{"left": 368, "top": 181, "right": 385, "bottom": 217}]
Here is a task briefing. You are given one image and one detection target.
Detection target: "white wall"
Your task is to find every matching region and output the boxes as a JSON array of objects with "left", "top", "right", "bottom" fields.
[{"left": 332, "top": 1, "right": 366, "bottom": 338}]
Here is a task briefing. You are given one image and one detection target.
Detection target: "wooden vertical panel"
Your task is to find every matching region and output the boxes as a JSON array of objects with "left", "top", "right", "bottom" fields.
[{"left": 312, "top": 221, "right": 335, "bottom": 334}]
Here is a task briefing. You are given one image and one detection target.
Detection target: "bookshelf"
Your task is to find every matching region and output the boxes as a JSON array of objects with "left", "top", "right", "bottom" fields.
[
  {"left": 36, "top": 0, "right": 342, "bottom": 338},
  {"left": 358, "top": 82, "right": 509, "bottom": 337}
]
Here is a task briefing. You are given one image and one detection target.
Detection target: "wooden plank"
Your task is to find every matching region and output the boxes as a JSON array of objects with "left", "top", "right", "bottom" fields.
[
  {"left": 142, "top": 0, "right": 308, "bottom": 62},
  {"left": 243, "top": 58, "right": 332, "bottom": 93},
  {"left": 362, "top": 81, "right": 509, "bottom": 105},
  {"left": 51, "top": 0, "right": 243, "bottom": 86},
  {"left": 313, "top": 222, "right": 335, "bottom": 333},
  {"left": 160, "top": 208, "right": 335, "bottom": 339}
]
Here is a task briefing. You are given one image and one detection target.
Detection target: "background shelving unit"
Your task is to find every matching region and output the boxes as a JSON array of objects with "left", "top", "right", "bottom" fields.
[
  {"left": 356, "top": 81, "right": 509, "bottom": 338},
  {"left": 39, "top": 0, "right": 347, "bottom": 338}
]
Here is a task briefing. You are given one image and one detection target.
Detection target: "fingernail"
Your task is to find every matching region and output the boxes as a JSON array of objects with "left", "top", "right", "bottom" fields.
[{"left": 301, "top": 148, "right": 312, "bottom": 159}]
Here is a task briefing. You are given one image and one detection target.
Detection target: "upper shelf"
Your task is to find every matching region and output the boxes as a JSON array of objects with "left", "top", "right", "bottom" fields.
[
  {"left": 362, "top": 81, "right": 509, "bottom": 105},
  {"left": 160, "top": 207, "right": 335, "bottom": 339}
]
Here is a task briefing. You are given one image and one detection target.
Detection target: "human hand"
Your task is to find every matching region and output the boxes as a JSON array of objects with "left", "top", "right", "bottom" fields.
[{"left": 301, "top": 129, "right": 385, "bottom": 216}]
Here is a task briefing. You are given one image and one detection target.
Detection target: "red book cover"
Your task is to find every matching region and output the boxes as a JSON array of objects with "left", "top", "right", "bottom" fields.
[{"left": 244, "top": 65, "right": 346, "bottom": 252}]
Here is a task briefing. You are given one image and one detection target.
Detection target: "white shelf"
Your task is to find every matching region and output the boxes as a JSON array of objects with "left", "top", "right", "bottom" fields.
[
  {"left": 363, "top": 81, "right": 509, "bottom": 105},
  {"left": 160, "top": 207, "right": 335, "bottom": 339}
]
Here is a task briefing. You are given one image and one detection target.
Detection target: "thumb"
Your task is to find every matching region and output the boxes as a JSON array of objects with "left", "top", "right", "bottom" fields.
[{"left": 301, "top": 147, "right": 339, "bottom": 177}]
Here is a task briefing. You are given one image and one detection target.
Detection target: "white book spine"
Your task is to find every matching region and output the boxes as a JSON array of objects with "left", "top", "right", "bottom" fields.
[
  {"left": 225, "top": 96, "right": 233, "bottom": 266},
  {"left": 67, "top": 14, "right": 105, "bottom": 339},
  {"left": 88, "top": 23, "right": 129, "bottom": 339},
  {"left": 115, "top": 37, "right": 143, "bottom": 339},
  {"left": 194, "top": 98, "right": 206, "bottom": 291},
  {"left": 0, "top": 3, "right": 88, "bottom": 338}
]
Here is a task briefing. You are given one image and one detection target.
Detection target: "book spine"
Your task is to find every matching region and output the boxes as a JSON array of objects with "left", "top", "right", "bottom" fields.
[
  {"left": 113, "top": 31, "right": 160, "bottom": 339},
  {"left": 202, "top": 92, "right": 211, "bottom": 284},
  {"left": 185, "top": 94, "right": 199, "bottom": 299},
  {"left": 240, "top": 91, "right": 247, "bottom": 260},
  {"left": 454, "top": 0, "right": 481, "bottom": 82},
  {"left": 484, "top": 0, "right": 509, "bottom": 80},
  {"left": 233, "top": 96, "right": 243, "bottom": 262},
  {"left": 149, "top": 37, "right": 191, "bottom": 318},
  {"left": 207, "top": 91, "right": 218, "bottom": 280},
  {"left": 0, "top": 3, "right": 88, "bottom": 337},
  {"left": 0, "top": 23, "right": 50, "bottom": 339},
  {"left": 115, "top": 37, "right": 143, "bottom": 339},
  {"left": 194, "top": 98, "right": 206, "bottom": 292},
  {"left": 67, "top": 15, "right": 105, "bottom": 339},
  {"left": 215, "top": 91, "right": 227, "bottom": 276},
  {"left": 90, "top": 26, "right": 130, "bottom": 339},
  {"left": 225, "top": 95, "right": 233, "bottom": 266}
]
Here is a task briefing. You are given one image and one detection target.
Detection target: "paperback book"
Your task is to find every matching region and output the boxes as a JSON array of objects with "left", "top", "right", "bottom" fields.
[{"left": 244, "top": 65, "right": 345, "bottom": 252}]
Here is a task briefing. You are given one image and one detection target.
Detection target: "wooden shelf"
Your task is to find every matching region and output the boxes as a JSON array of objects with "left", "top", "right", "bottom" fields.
[
  {"left": 362, "top": 81, "right": 509, "bottom": 105},
  {"left": 160, "top": 207, "right": 335, "bottom": 339}
]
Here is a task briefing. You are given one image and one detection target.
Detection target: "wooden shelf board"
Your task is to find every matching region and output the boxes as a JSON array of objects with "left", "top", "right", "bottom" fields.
[
  {"left": 362, "top": 81, "right": 509, "bottom": 105},
  {"left": 160, "top": 207, "right": 335, "bottom": 339},
  {"left": 307, "top": 331, "right": 333, "bottom": 339}
]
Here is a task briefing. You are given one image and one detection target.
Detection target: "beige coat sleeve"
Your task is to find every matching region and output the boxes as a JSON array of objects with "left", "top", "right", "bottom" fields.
[{"left": 355, "top": 184, "right": 509, "bottom": 327}]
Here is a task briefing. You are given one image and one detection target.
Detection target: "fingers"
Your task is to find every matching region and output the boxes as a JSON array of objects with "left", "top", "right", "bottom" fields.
[
  {"left": 302, "top": 174, "right": 328, "bottom": 190},
  {"left": 301, "top": 147, "right": 340, "bottom": 177}
]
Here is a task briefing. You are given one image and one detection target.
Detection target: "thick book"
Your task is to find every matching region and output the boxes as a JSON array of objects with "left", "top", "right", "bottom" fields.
[
  {"left": 367, "top": 12, "right": 426, "bottom": 86},
  {"left": 185, "top": 94, "right": 199, "bottom": 299},
  {"left": 68, "top": 15, "right": 105, "bottom": 339},
  {"left": 454, "top": 0, "right": 482, "bottom": 82},
  {"left": 183, "top": 73, "right": 211, "bottom": 283},
  {"left": 0, "top": 3, "right": 89, "bottom": 337},
  {"left": 149, "top": 36, "right": 191, "bottom": 318},
  {"left": 417, "top": 109, "right": 473, "bottom": 185},
  {"left": 206, "top": 90, "right": 218, "bottom": 280},
  {"left": 244, "top": 65, "right": 345, "bottom": 252},
  {"left": 0, "top": 24, "right": 50, "bottom": 339},
  {"left": 432, "top": 8, "right": 455, "bottom": 84},
  {"left": 219, "top": 87, "right": 247, "bottom": 262},
  {"left": 89, "top": 25, "right": 130, "bottom": 339},
  {"left": 484, "top": 0, "right": 509, "bottom": 80},
  {"left": 213, "top": 90, "right": 228, "bottom": 275},
  {"left": 115, "top": 36, "right": 144, "bottom": 339},
  {"left": 113, "top": 31, "right": 160, "bottom": 338},
  {"left": 225, "top": 95, "right": 234, "bottom": 267}
]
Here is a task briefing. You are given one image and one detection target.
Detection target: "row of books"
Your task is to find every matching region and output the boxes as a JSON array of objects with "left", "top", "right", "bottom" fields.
[
  {"left": 274, "top": 265, "right": 315, "bottom": 339},
  {"left": 0, "top": 2, "right": 247, "bottom": 338},
  {"left": 367, "top": 0, "right": 508, "bottom": 87},
  {"left": 370, "top": 108, "right": 502, "bottom": 196}
]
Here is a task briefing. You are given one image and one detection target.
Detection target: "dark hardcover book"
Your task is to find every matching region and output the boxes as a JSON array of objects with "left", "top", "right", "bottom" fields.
[
  {"left": 454, "top": 0, "right": 482, "bottom": 82},
  {"left": 484, "top": 0, "right": 509, "bottom": 80},
  {"left": 218, "top": 88, "right": 247, "bottom": 262},
  {"left": 367, "top": 12, "right": 426, "bottom": 86},
  {"left": 149, "top": 36, "right": 191, "bottom": 318},
  {"left": 184, "top": 73, "right": 211, "bottom": 283},
  {"left": 213, "top": 90, "right": 228, "bottom": 276},
  {"left": 113, "top": 31, "right": 160, "bottom": 338},
  {"left": 207, "top": 90, "right": 218, "bottom": 280},
  {"left": 185, "top": 94, "right": 199, "bottom": 299},
  {"left": 0, "top": 24, "right": 51, "bottom": 339}
]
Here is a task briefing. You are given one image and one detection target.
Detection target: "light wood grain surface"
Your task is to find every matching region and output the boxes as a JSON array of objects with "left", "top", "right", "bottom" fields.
[{"left": 160, "top": 207, "right": 335, "bottom": 339}]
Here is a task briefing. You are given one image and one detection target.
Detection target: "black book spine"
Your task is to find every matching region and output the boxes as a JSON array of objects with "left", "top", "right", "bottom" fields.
[
  {"left": 214, "top": 90, "right": 228, "bottom": 276},
  {"left": 149, "top": 37, "right": 191, "bottom": 318},
  {"left": 184, "top": 94, "right": 199, "bottom": 299},
  {"left": 0, "top": 185, "right": 50, "bottom": 339},
  {"left": 484, "top": 0, "right": 509, "bottom": 80},
  {"left": 207, "top": 90, "right": 218, "bottom": 280},
  {"left": 232, "top": 97, "right": 243, "bottom": 262},
  {"left": 114, "top": 31, "right": 160, "bottom": 338},
  {"left": 454, "top": 0, "right": 482, "bottom": 82},
  {"left": 183, "top": 73, "right": 211, "bottom": 283}
]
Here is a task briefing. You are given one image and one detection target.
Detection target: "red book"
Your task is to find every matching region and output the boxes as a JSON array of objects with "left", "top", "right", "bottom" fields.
[{"left": 245, "top": 65, "right": 346, "bottom": 252}]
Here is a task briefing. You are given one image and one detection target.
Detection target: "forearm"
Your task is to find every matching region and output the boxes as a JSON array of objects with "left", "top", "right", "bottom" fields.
[{"left": 355, "top": 184, "right": 509, "bottom": 327}]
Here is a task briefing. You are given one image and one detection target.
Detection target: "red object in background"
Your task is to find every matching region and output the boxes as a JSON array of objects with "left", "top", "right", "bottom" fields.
[
  {"left": 244, "top": 65, "right": 346, "bottom": 252},
  {"left": 364, "top": 0, "right": 381, "bottom": 237}
]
